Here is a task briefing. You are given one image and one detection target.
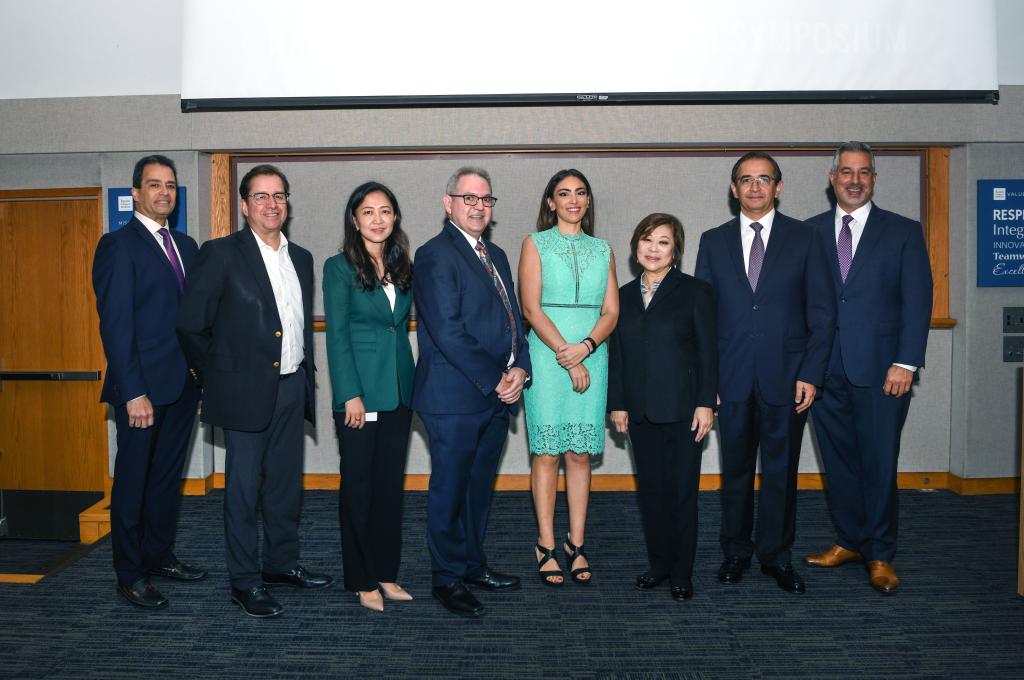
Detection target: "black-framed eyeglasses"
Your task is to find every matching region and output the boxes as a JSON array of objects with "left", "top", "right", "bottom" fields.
[
  {"left": 247, "top": 192, "right": 290, "bottom": 205},
  {"left": 448, "top": 193, "right": 498, "bottom": 207}
]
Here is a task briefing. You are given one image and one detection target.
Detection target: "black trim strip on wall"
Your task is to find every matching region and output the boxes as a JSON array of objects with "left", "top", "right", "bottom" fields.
[{"left": 182, "top": 89, "right": 1000, "bottom": 113}]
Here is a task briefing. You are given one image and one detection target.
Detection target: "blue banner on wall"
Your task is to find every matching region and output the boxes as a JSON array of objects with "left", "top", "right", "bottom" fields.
[
  {"left": 978, "top": 180, "right": 1024, "bottom": 287},
  {"left": 106, "top": 187, "right": 187, "bottom": 233}
]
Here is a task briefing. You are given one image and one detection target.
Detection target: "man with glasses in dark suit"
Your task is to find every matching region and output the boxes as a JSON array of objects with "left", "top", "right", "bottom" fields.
[
  {"left": 412, "top": 167, "right": 531, "bottom": 617},
  {"left": 177, "top": 164, "right": 332, "bottom": 618}
]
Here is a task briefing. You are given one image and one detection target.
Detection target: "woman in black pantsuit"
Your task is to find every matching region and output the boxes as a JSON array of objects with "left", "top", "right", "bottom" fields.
[
  {"left": 324, "top": 182, "right": 415, "bottom": 611},
  {"left": 608, "top": 213, "right": 718, "bottom": 600}
]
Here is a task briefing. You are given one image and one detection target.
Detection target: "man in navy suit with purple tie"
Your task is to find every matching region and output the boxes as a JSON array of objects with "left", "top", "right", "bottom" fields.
[
  {"left": 695, "top": 151, "right": 836, "bottom": 594},
  {"left": 803, "top": 142, "right": 932, "bottom": 594},
  {"left": 93, "top": 155, "right": 205, "bottom": 609}
]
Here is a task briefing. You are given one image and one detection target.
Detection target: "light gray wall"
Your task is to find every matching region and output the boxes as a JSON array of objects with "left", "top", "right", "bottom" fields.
[{"left": 2, "top": 91, "right": 1021, "bottom": 479}]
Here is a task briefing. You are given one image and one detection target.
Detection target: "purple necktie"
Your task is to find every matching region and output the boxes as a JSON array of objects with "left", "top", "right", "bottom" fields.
[
  {"left": 476, "top": 241, "right": 517, "bottom": 355},
  {"left": 747, "top": 221, "right": 764, "bottom": 292},
  {"left": 158, "top": 227, "right": 186, "bottom": 291},
  {"left": 838, "top": 214, "right": 854, "bottom": 283}
]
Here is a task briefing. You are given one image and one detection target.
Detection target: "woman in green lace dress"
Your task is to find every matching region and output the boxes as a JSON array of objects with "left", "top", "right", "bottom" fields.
[{"left": 519, "top": 169, "right": 619, "bottom": 586}]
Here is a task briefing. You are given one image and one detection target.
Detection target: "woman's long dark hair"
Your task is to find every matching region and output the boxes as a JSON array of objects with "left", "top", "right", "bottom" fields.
[
  {"left": 342, "top": 181, "right": 412, "bottom": 293},
  {"left": 534, "top": 168, "right": 596, "bottom": 236}
]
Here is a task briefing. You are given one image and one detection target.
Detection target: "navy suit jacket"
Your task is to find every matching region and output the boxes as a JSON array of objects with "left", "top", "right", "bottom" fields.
[
  {"left": 807, "top": 204, "right": 932, "bottom": 387},
  {"left": 411, "top": 221, "right": 531, "bottom": 415},
  {"left": 176, "top": 227, "right": 316, "bottom": 432},
  {"left": 93, "top": 216, "right": 199, "bottom": 407},
  {"left": 695, "top": 212, "right": 836, "bottom": 406}
]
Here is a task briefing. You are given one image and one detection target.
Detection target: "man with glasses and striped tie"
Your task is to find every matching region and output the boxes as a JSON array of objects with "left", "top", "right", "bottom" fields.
[
  {"left": 695, "top": 151, "right": 836, "bottom": 595},
  {"left": 412, "top": 167, "right": 532, "bottom": 617}
]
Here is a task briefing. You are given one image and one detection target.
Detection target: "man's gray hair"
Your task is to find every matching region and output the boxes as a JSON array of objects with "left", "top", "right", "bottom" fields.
[
  {"left": 445, "top": 166, "right": 492, "bottom": 195},
  {"left": 831, "top": 141, "right": 876, "bottom": 174}
]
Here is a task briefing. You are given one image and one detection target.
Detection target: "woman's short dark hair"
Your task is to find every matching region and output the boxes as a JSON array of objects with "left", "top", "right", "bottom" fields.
[
  {"left": 535, "top": 169, "right": 596, "bottom": 236},
  {"left": 629, "top": 213, "right": 685, "bottom": 268},
  {"left": 342, "top": 181, "right": 412, "bottom": 293}
]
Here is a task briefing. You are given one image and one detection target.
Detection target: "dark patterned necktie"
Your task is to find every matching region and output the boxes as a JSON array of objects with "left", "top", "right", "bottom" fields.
[
  {"left": 158, "top": 227, "right": 186, "bottom": 291},
  {"left": 838, "top": 214, "right": 854, "bottom": 283},
  {"left": 476, "top": 240, "right": 517, "bottom": 353},
  {"left": 747, "top": 221, "right": 764, "bottom": 292}
]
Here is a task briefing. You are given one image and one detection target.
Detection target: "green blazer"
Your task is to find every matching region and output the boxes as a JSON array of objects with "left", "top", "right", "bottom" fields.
[{"left": 323, "top": 254, "right": 414, "bottom": 412}]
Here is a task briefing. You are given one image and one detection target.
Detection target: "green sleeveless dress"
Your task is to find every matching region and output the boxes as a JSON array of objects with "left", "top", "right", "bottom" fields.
[{"left": 523, "top": 228, "right": 610, "bottom": 456}]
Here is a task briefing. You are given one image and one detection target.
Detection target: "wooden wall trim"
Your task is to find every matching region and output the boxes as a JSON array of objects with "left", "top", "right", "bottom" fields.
[
  {"left": 210, "top": 153, "right": 233, "bottom": 239},
  {"left": 186, "top": 471, "right": 1018, "bottom": 494},
  {"left": 925, "top": 147, "right": 953, "bottom": 327}
]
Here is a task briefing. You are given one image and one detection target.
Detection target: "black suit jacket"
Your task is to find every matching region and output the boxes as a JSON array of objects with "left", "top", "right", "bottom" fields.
[
  {"left": 608, "top": 268, "right": 718, "bottom": 423},
  {"left": 176, "top": 227, "right": 316, "bottom": 432}
]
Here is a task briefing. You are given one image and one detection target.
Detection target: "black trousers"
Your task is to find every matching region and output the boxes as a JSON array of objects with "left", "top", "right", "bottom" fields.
[
  {"left": 111, "top": 377, "right": 199, "bottom": 586},
  {"left": 629, "top": 418, "right": 702, "bottom": 585},
  {"left": 223, "top": 369, "right": 306, "bottom": 589},
  {"left": 334, "top": 404, "right": 412, "bottom": 592},
  {"left": 717, "top": 380, "right": 807, "bottom": 567}
]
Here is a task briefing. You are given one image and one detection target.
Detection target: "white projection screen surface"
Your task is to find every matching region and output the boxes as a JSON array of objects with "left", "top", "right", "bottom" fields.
[{"left": 180, "top": 0, "right": 999, "bottom": 111}]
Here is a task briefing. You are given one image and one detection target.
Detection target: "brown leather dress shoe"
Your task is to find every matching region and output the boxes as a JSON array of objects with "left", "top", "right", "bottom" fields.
[
  {"left": 868, "top": 561, "right": 899, "bottom": 594},
  {"left": 804, "top": 544, "right": 862, "bottom": 568}
]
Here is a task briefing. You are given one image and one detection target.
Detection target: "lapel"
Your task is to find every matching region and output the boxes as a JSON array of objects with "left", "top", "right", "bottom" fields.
[
  {"left": 129, "top": 218, "right": 181, "bottom": 292},
  {"left": 236, "top": 227, "right": 284, "bottom": 327},
  {"left": 169, "top": 227, "right": 196, "bottom": 272},
  {"left": 444, "top": 221, "right": 503, "bottom": 305},
  {"left": 756, "top": 212, "right": 791, "bottom": 297},
  {"left": 844, "top": 203, "right": 883, "bottom": 288},
  {"left": 645, "top": 267, "right": 681, "bottom": 314},
  {"left": 391, "top": 285, "right": 411, "bottom": 323},
  {"left": 724, "top": 217, "right": 749, "bottom": 294},
  {"left": 818, "top": 212, "right": 843, "bottom": 289}
]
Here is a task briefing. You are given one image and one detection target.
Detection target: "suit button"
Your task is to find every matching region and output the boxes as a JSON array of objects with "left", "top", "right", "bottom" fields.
[
  {"left": 752, "top": 305, "right": 759, "bottom": 310},
  {"left": 840, "top": 296, "right": 847, "bottom": 302},
  {"left": 387, "top": 325, "right": 395, "bottom": 333},
  {"left": 273, "top": 361, "right": 280, "bottom": 368},
  {"left": 274, "top": 330, "right": 282, "bottom": 337}
]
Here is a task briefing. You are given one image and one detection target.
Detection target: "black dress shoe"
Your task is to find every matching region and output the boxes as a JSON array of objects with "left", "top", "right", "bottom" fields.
[
  {"left": 149, "top": 561, "right": 207, "bottom": 582},
  {"left": 670, "top": 582, "right": 694, "bottom": 600},
  {"left": 635, "top": 572, "right": 669, "bottom": 590},
  {"left": 760, "top": 564, "right": 806, "bottom": 593},
  {"left": 432, "top": 582, "right": 484, "bottom": 617},
  {"left": 465, "top": 568, "right": 520, "bottom": 591},
  {"left": 231, "top": 586, "right": 284, "bottom": 617},
  {"left": 718, "top": 556, "right": 752, "bottom": 584},
  {"left": 117, "top": 578, "right": 168, "bottom": 609},
  {"left": 262, "top": 565, "right": 333, "bottom": 590}
]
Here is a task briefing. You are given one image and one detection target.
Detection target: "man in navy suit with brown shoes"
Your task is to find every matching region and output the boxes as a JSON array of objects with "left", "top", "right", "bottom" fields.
[
  {"left": 93, "top": 155, "right": 206, "bottom": 610},
  {"left": 695, "top": 151, "right": 836, "bottom": 594},
  {"left": 804, "top": 142, "right": 932, "bottom": 594}
]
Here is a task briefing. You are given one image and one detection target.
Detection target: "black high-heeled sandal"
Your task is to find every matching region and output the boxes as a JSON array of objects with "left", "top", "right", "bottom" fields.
[
  {"left": 535, "top": 544, "right": 564, "bottom": 587},
  {"left": 563, "top": 533, "right": 593, "bottom": 585}
]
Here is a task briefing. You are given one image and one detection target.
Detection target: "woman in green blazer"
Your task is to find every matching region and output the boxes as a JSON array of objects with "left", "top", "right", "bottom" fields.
[{"left": 323, "top": 181, "right": 415, "bottom": 612}]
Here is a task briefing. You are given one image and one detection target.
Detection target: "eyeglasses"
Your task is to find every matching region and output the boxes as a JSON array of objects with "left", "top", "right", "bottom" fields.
[
  {"left": 448, "top": 193, "right": 498, "bottom": 207},
  {"left": 736, "top": 175, "right": 776, "bottom": 187},
  {"left": 247, "top": 192, "right": 290, "bottom": 205}
]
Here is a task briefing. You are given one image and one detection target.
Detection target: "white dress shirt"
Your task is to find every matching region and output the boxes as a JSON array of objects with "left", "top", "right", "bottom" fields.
[
  {"left": 252, "top": 230, "right": 304, "bottom": 375},
  {"left": 740, "top": 209, "right": 776, "bottom": 273}
]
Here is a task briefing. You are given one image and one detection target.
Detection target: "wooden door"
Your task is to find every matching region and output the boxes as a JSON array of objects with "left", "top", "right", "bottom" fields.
[{"left": 0, "top": 188, "right": 107, "bottom": 496}]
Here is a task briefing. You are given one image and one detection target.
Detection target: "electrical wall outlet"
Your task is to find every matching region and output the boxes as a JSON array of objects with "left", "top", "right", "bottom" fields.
[
  {"left": 1004, "top": 336, "right": 1024, "bottom": 362},
  {"left": 1004, "top": 307, "right": 1024, "bottom": 333}
]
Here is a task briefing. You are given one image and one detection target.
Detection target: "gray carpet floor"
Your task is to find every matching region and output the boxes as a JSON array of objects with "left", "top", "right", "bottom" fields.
[{"left": 1, "top": 489, "right": 1022, "bottom": 679}]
